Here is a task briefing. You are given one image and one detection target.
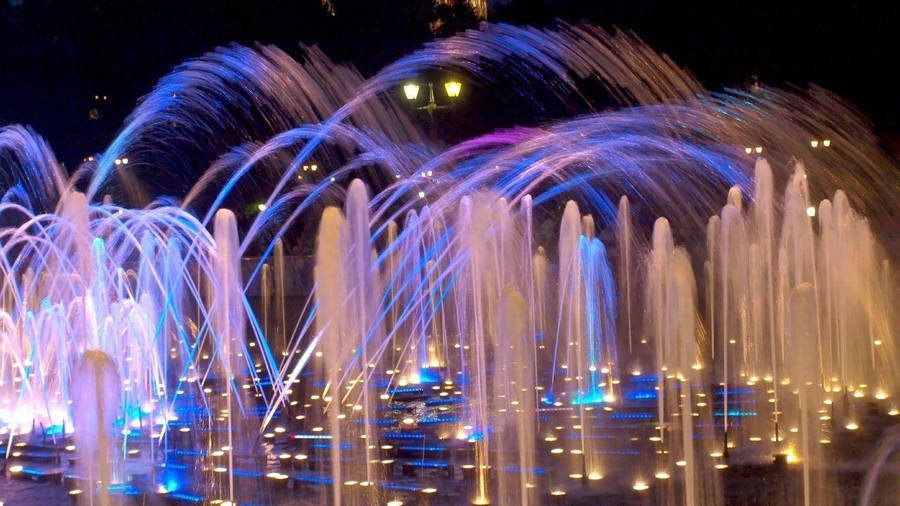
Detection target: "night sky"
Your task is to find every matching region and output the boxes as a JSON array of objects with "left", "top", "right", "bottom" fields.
[{"left": 1, "top": 0, "right": 897, "bottom": 167}]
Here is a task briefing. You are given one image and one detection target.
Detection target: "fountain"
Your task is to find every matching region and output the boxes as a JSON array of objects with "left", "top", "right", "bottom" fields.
[{"left": 1, "top": 21, "right": 897, "bottom": 506}]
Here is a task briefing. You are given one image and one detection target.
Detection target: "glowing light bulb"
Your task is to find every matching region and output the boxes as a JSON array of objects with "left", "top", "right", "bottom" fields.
[
  {"left": 444, "top": 81, "right": 462, "bottom": 97},
  {"left": 403, "top": 83, "right": 420, "bottom": 100},
  {"left": 633, "top": 480, "right": 649, "bottom": 491}
]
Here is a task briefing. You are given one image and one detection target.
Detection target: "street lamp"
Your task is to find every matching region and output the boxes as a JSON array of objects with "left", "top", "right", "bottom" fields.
[
  {"left": 403, "top": 83, "right": 420, "bottom": 101},
  {"left": 402, "top": 79, "right": 463, "bottom": 117},
  {"left": 444, "top": 81, "right": 462, "bottom": 98}
]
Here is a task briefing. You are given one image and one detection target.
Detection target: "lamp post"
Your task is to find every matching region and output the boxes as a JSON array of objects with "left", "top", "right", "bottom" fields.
[{"left": 402, "top": 79, "right": 463, "bottom": 119}]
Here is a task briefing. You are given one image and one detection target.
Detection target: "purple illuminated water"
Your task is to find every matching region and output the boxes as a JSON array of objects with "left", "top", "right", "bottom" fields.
[{"left": 1, "top": 21, "right": 897, "bottom": 506}]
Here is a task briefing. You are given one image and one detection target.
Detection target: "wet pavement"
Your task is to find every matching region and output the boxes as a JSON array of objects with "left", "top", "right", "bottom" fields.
[{"left": 0, "top": 473, "right": 69, "bottom": 506}]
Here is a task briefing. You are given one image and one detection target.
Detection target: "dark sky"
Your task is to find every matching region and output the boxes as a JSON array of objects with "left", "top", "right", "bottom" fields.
[{"left": 1, "top": 0, "right": 897, "bottom": 167}]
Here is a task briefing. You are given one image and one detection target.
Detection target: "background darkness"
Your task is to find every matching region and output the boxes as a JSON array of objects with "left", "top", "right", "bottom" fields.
[{"left": 1, "top": 0, "right": 897, "bottom": 168}]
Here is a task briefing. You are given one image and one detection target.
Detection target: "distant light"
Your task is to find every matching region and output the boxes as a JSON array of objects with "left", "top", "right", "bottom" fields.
[
  {"left": 654, "top": 471, "right": 670, "bottom": 480},
  {"left": 754, "top": 146, "right": 763, "bottom": 154},
  {"left": 744, "top": 147, "right": 752, "bottom": 154},
  {"left": 845, "top": 421, "right": 859, "bottom": 430},
  {"left": 403, "top": 83, "right": 420, "bottom": 101},
  {"left": 121, "top": 157, "right": 129, "bottom": 165},
  {"left": 810, "top": 140, "right": 819, "bottom": 148},
  {"left": 418, "top": 191, "right": 425, "bottom": 198},
  {"left": 114, "top": 158, "right": 122, "bottom": 166},
  {"left": 444, "top": 81, "right": 462, "bottom": 98},
  {"left": 632, "top": 480, "right": 649, "bottom": 491},
  {"left": 257, "top": 203, "right": 267, "bottom": 212},
  {"left": 822, "top": 139, "right": 831, "bottom": 147},
  {"left": 806, "top": 206, "right": 816, "bottom": 217},
  {"left": 311, "top": 164, "right": 318, "bottom": 171}
]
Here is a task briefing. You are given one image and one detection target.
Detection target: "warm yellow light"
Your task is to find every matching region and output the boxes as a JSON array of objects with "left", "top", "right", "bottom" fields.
[
  {"left": 810, "top": 140, "right": 819, "bottom": 148},
  {"left": 632, "top": 480, "right": 649, "bottom": 491},
  {"left": 744, "top": 147, "right": 752, "bottom": 154},
  {"left": 783, "top": 446, "right": 800, "bottom": 464},
  {"left": 403, "top": 83, "right": 420, "bottom": 100},
  {"left": 444, "top": 81, "right": 462, "bottom": 98},
  {"left": 845, "top": 421, "right": 859, "bottom": 430},
  {"left": 655, "top": 471, "right": 671, "bottom": 479},
  {"left": 806, "top": 206, "right": 816, "bottom": 217},
  {"left": 754, "top": 146, "right": 763, "bottom": 154},
  {"left": 822, "top": 139, "right": 831, "bottom": 147},
  {"left": 257, "top": 203, "right": 267, "bottom": 212}
]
